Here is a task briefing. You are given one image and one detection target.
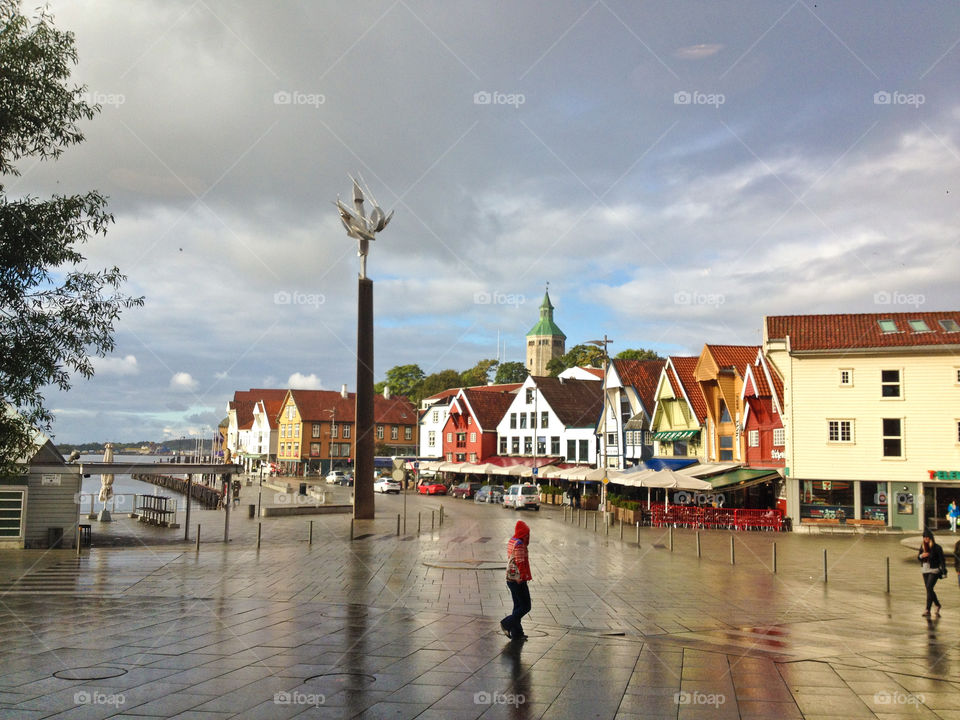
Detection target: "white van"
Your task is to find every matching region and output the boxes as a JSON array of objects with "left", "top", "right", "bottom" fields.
[{"left": 503, "top": 483, "right": 540, "bottom": 511}]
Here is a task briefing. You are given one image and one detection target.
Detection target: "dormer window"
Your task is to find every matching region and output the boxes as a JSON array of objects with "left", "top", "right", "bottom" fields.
[
  {"left": 908, "top": 319, "right": 931, "bottom": 333},
  {"left": 878, "top": 319, "right": 898, "bottom": 333},
  {"left": 940, "top": 319, "right": 960, "bottom": 333}
]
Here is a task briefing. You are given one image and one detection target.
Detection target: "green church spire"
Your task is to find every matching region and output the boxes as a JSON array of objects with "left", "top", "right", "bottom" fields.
[{"left": 526, "top": 288, "right": 566, "bottom": 339}]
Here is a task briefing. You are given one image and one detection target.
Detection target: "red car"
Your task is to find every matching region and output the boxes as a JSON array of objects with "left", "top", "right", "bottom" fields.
[{"left": 418, "top": 482, "right": 447, "bottom": 495}]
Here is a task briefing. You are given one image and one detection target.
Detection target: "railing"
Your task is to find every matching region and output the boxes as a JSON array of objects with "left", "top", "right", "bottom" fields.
[{"left": 650, "top": 505, "right": 783, "bottom": 531}]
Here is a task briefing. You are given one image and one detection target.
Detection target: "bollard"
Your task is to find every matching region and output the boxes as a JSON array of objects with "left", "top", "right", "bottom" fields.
[
  {"left": 730, "top": 535, "right": 735, "bottom": 565},
  {"left": 636, "top": 521, "right": 640, "bottom": 546},
  {"left": 440, "top": 506, "right": 444, "bottom": 526},
  {"left": 606, "top": 516, "right": 609, "bottom": 536},
  {"left": 885, "top": 556, "right": 890, "bottom": 593},
  {"left": 772, "top": 542, "right": 777, "bottom": 574},
  {"left": 619, "top": 518, "right": 623, "bottom": 540},
  {"left": 196, "top": 523, "right": 201, "bottom": 552},
  {"left": 397, "top": 513, "right": 400, "bottom": 536},
  {"left": 696, "top": 531, "right": 701, "bottom": 557},
  {"left": 594, "top": 512, "right": 597, "bottom": 532},
  {"left": 76, "top": 523, "right": 81, "bottom": 556},
  {"left": 431, "top": 510, "right": 435, "bottom": 531},
  {"left": 309, "top": 520, "right": 313, "bottom": 546},
  {"left": 257, "top": 522, "right": 262, "bottom": 550},
  {"left": 823, "top": 549, "right": 828, "bottom": 583},
  {"left": 669, "top": 526, "right": 674, "bottom": 552},
  {"left": 418, "top": 512, "right": 421, "bottom": 534},
  {"left": 350, "top": 518, "right": 354, "bottom": 541},
  {"left": 577, "top": 509, "right": 581, "bottom": 526}
]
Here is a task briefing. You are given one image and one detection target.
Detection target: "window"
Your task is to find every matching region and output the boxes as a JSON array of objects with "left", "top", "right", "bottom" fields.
[
  {"left": 432, "top": 410, "right": 439, "bottom": 423},
  {"left": 748, "top": 430, "right": 759, "bottom": 447},
  {"left": 510, "top": 413, "right": 517, "bottom": 429},
  {"left": 512, "top": 437, "right": 520, "bottom": 454},
  {"left": 280, "top": 424, "right": 286, "bottom": 439},
  {"left": 294, "top": 424, "right": 300, "bottom": 438},
  {"left": 881, "top": 369, "right": 901, "bottom": 398},
  {"left": 456, "top": 432, "right": 466, "bottom": 447},
  {"left": 529, "top": 412, "right": 536, "bottom": 429},
  {"left": 429, "top": 431, "right": 436, "bottom": 447},
  {"left": 909, "top": 319, "right": 931, "bottom": 333},
  {"left": 773, "top": 428, "right": 785, "bottom": 446},
  {"left": 541, "top": 412, "right": 549, "bottom": 428},
  {"left": 719, "top": 402, "right": 731, "bottom": 423},
  {"left": 940, "top": 319, "right": 960, "bottom": 332},
  {"left": 446, "top": 432, "right": 452, "bottom": 442},
  {"left": 313, "top": 423, "right": 322, "bottom": 438},
  {"left": 499, "top": 437, "right": 507, "bottom": 454},
  {"left": 391, "top": 426, "right": 398, "bottom": 440},
  {"left": 537, "top": 437, "right": 546, "bottom": 455},
  {"left": 525, "top": 388, "right": 534, "bottom": 404},
  {"left": 519, "top": 414, "right": 527, "bottom": 429},
  {"left": 607, "top": 433, "right": 617, "bottom": 446},
  {"left": 878, "top": 319, "right": 899, "bottom": 333},
  {"left": 839, "top": 369, "right": 853, "bottom": 386},
  {"left": 470, "top": 453, "right": 477, "bottom": 462},
  {"left": 330, "top": 443, "right": 340, "bottom": 457},
  {"left": 567, "top": 439, "right": 576, "bottom": 461},
  {"left": 310, "top": 443, "right": 320, "bottom": 457},
  {"left": 377, "top": 425, "right": 384, "bottom": 440},
  {"left": 404, "top": 427, "right": 412, "bottom": 441},
  {"left": 467, "top": 417, "right": 472, "bottom": 425},
  {"left": 956, "top": 421, "right": 960, "bottom": 444},
  {"left": 470, "top": 432, "right": 477, "bottom": 443},
  {"left": 719, "top": 435, "right": 734, "bottom": 461},
  {"left": 828, "top": 420, "right": 853, "bottom": 443},
  {"left": 551, "top": 437, "right": 560, "bottom": 455},
  {"left": 882, "top": 418, "right": 903, "bottom": 457},
  {"left": 342, "top": 425, "right": 350, "bottom": 438},
  {"left": 524, "top": 437, "right": 532, "bottom": 454},
  {"left": 287, "top": 406, "right": 295, "bottom": 419},
  {"left": 329, "top": 423, "right": 337, "bottom": 438},
  {"left": 293, "top": 442, "right": 299, "bottom": 456},
  {"left": 579, "top": 439, "right": 589, "bottom": 462}
]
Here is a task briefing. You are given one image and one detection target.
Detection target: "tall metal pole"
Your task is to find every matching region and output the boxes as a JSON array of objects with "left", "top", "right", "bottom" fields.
[
  {"left": 354, "top": 277, "right": 375, "bottom": 519},
  {"left": 223, "top": 473, "right": 231, "bottom": 542}
]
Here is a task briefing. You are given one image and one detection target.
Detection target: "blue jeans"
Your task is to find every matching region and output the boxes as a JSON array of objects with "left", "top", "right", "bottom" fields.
[{"left": 503, "top": 581, "right": 531, "bottom": 635}]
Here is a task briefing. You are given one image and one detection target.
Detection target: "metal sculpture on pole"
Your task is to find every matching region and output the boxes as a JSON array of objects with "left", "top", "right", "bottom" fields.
[{"left": 336, "top": 176, "right": 393, "bottom": 520}]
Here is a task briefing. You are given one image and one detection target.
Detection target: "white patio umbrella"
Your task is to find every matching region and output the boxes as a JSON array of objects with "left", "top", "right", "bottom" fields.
[{"left": 98, "top": 442, "right": 115, "bottom": 503}]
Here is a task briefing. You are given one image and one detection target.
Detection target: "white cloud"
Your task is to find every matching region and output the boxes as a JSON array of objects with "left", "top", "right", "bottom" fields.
[
  {"left": 287, "top": 372, "right": 323, "bottom": 390},
  {"left": 90, "top": 354, "right": 139, "bottom": 376},
  {"left": 169, "top": 372, "right": 199, "bottom": 392}
]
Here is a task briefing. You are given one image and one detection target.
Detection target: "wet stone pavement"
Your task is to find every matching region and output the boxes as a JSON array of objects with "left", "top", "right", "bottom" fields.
[{"left": 2, "top": 490, "right": 960, "bottom": 718}]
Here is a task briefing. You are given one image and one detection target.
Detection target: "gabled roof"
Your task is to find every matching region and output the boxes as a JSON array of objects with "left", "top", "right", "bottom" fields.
[
  {"left": 612, "top": 359, "right": 667, "bottom": 414},
  {"left": 454, "top": 388, "right": 517, "bottom": 432},
  {"left": 288, "top": 389, "right": 416, "bottom": 425},
  {"left": 255, "top": 396, "right": 286, "bottom": 430},
  {"left": 702, "top": 345, "right": 757, "bottom": 377},
  {"left": 423, "top": 383, "right": 522, "bottom": 405},
  {"left": 766, "top": 311, "right": 960, "bottom": 351},
  {"left": 742, "top": 350, "right": 786, "bottom": 421},
  {"left": 665, "top": 356, "right": 707, "bottom": 423},
  {"left": 533, "top": 377, "right": 604, "bottom": 427},
  {"left": 233, "top": 389, "right": 288, "bottom": 430}
]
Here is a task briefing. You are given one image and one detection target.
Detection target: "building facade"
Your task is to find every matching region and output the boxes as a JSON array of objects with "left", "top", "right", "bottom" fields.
[
  {"left": 651, "top": 356, "right": 707, "bottom": 459},
  {"left": 441, "top": 387, "right": 517, "bottom": 463},
  {"left": 598, "top": 358, "right": 666, "bottom": 469},
  {"left": 525, "top": 290, "right": 566, "bottom": 377},
  {"left": 694, "top": 345, "right": 757, "bottom": 464},
  {"left": 741, "top": 349, "right": 785, "bottom": 470}
]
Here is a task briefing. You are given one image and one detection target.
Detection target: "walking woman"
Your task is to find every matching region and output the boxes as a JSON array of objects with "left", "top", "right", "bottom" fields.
[
  {"left": 500, "top": 520, "right": 532, "bottom": 640},
  {"left": 919, "top": 528, "right": 945, "bottom": 617}
]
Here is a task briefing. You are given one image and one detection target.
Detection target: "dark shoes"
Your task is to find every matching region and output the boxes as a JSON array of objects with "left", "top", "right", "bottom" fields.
[{"left": 499, "top": 620, "right": 512, "bottom": 639}]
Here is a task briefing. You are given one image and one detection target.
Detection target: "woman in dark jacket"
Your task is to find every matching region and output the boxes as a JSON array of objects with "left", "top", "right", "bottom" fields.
[{"left": 919, "top": 528, "right": 945, "bottom": 617}]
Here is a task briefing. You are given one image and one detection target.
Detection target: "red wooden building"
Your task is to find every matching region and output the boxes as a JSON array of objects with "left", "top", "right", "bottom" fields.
[
  {"left": 741, "top": 349, "right": 785, "bottom": 469},
  {"left": 441, "top": 387, "right": 517, "bottom": 463}
]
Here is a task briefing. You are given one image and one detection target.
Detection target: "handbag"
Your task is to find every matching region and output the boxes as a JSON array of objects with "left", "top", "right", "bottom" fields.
[{"left": 506, "top": 555, "right": 521, "bottom": 582}]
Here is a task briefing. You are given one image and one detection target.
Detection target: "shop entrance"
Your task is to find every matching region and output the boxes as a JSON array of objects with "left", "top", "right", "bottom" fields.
[{"left": 930, "top": 484, "right": 960, "bottom": 532}]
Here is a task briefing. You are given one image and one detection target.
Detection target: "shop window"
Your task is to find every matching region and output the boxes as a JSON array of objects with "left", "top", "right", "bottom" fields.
[
  {"left": 800, "top": 479, "right": 854, "bottom": 520},
  {"left": 673, "top": 441, "right": 688, "bottom": 456},
  {"left": 882, "top": 418, "right": 903, "bottom": 457},
  {"left": 881, "top": 369, "right": 901, "bottom": 398},
  {"left": 828, "top": 420, "right": 853, "bottom": 443},
  {"left": 748, "top": 430, "right": 759, "bottom": 448},
  {"left": 773, "top": 428, "right": 785, "bottom": 446},
  {"left": 861, "top": 481, "right": 888, "bottom": 522}
]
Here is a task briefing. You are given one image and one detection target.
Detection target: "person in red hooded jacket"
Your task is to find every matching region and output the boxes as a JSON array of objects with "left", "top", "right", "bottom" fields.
[{"left": 500, "top": 520, "right": 532, "bottom": 640}]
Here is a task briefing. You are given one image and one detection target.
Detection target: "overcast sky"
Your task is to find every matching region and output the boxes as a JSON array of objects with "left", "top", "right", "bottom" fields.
[{"left": 18, "top": 1, "right": 960, "bottom": 443}]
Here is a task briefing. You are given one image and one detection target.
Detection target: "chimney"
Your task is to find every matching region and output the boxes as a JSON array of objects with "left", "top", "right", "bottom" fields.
[
  {"left": 341, "top": 384, "right": 348, "bottom": 399},
  {"left": 384, "top": 386, "right": 391, "bottom": 400}
]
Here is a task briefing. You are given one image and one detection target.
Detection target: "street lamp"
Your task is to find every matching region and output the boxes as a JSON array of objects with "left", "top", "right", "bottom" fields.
[
  {"left": 587, "top": 336, "right": 613, "bottom": 514},
  {"left": 335, "top": 176, "right": 393, "bottom": 520}
]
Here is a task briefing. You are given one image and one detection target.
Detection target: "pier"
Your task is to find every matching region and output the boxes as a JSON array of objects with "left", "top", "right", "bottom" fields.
[{"left": 132, "top": 473, "right": 222, "bottom": 509}]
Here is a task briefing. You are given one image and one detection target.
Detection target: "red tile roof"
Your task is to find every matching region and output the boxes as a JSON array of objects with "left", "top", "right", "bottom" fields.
[
  {"left": 666, "top": 356, "right": 707, "bottom": 423},
  {"left": 232, "top": 389, "right": 288, "bottom": 430},
  {"left": 460, "top": 388, "right": 518, "bottom": 431},
  {"left": 613, "top": 359, "right": 667, "bottom": 414},
  {"left": 703, "top": 345, "right": 758, "bottom": 377},
  {"left": 289, "top": 389, "right": 416, "bottom": 425},
  {"left": 766, "top": 312, "right": 960, "bottom": 351},
  {"left": 534, "top": 377, "right": 604, "bottom": 427},
  {"left": 422, "top": 383, "right": 522, "bottom": 403}
]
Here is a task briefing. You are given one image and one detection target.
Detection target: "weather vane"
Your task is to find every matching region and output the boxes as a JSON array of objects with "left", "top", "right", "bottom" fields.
[{"left": 335, "top": 176, "right": 393, "bottom": 279}]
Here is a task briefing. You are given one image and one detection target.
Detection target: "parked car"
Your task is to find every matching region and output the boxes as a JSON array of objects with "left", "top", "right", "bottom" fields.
[
  {"left": 374, "top": 478, "right": 401, "bottom": 494},
  {"left": 475, "top": 485, "right": 505, "bottom": 504},
  {"left": 450, "top": 482, "right": 482, "bottom": 499},
  {"left": 326, "top": 470, "right": 347, "bottom": 483},
  {"left": 418, "top": 481, "right": 447, "bottom": 495},
  {"left": 503, "top": 483, "right": 540, "bottom": 511}
]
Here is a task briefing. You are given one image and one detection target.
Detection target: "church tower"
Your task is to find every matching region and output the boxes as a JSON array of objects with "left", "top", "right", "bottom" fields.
[{"left": 526, "top": 288, "right": 566, "bottom": 376}]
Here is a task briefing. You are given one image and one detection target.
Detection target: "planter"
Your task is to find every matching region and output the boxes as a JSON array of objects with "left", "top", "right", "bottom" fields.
[
  {"left": 582, "top": 496, "right": 600, "bottom": 511},
  {"left": 622, "top": 509, "right": 637, "bottom": 524}
]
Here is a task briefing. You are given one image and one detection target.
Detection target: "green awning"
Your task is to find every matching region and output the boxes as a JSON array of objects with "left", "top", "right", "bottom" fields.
[
  {"left": 653, "top": 430, "right": 700, "bottom": 441},
  {"left": 707, "top": 468, "right": 780, "bottom": 490}
]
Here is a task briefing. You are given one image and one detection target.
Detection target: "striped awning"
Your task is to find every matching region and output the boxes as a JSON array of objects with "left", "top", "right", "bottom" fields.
[{"left": 653, "top": 430, "right": 700, "bottom": 441}]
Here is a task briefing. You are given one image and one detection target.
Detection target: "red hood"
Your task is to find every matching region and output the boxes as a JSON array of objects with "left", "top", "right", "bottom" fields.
[{"left": 514, "top": 520, "right": 530, "bottom": 544}]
